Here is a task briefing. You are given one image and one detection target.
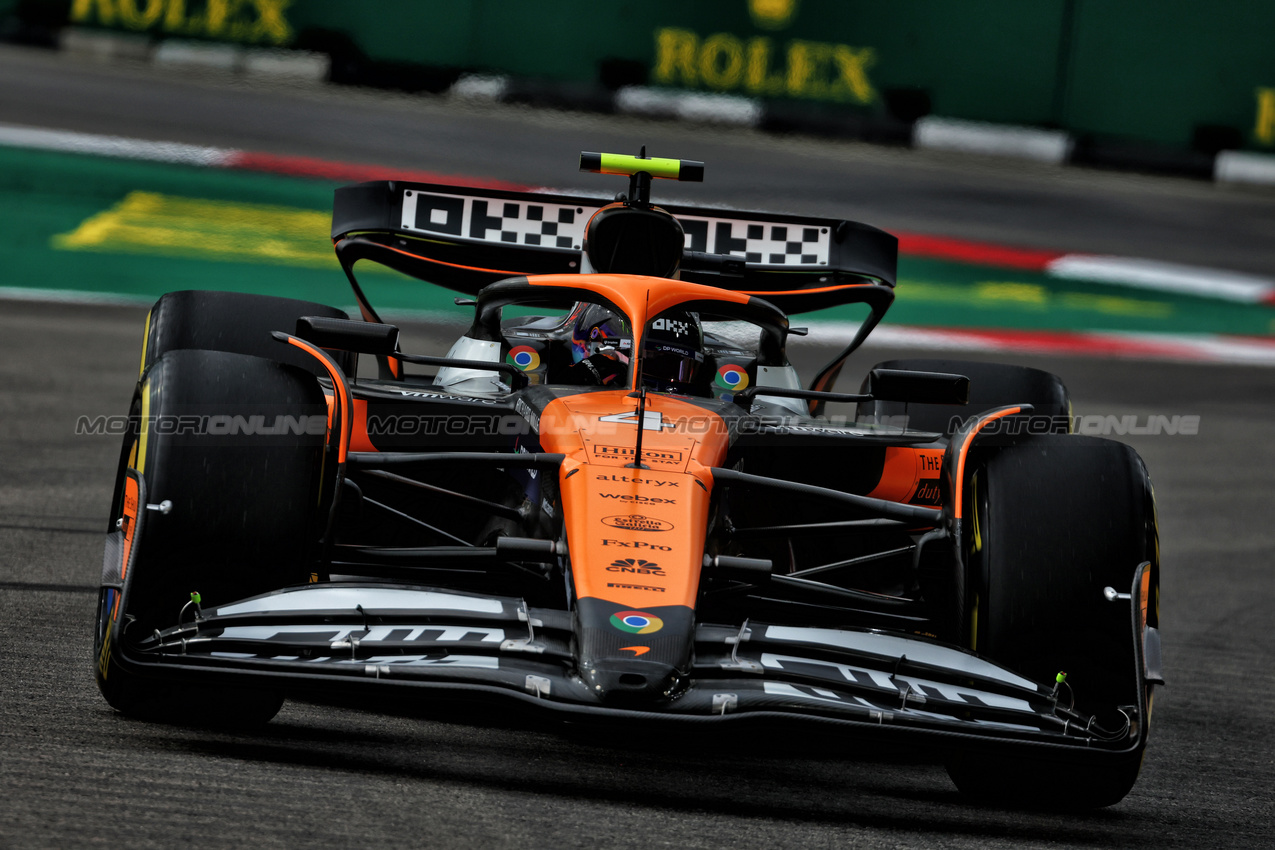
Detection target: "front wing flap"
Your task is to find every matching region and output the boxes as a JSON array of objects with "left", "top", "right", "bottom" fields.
[{"left": 112, "top": 576, "right": 1152, "bottom": 757}]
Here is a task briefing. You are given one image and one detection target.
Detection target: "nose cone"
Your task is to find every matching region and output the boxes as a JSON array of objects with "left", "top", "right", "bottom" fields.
[
  {"left": 580, "top": 657, "right": 682, "bottom": 703},
  {"left": 575, "top": 599, "right": 694, "bottom": 704}
]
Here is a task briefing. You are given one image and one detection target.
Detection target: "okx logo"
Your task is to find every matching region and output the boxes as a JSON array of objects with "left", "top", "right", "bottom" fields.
[
  {"left": 610, "top": 610, "right": 665, "bottom": 634},
  {"left": 652, "top": 317, "right": 690, "bottom": 337}
]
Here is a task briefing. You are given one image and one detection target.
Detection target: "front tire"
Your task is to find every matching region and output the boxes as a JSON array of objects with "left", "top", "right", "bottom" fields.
[
  {"left": 96, "top": 349, "right": 328, "bottom": 726},
  {"left": 946, "top": 433, "right": 1159, "bottom": 808}
]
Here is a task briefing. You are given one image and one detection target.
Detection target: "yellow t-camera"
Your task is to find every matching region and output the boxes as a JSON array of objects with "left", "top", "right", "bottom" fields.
[{"left": 579, "top": 151, "right": 704, "bottom": 182}]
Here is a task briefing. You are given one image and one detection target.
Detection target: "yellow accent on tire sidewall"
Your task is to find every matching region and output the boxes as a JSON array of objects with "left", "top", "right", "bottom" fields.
[
  {"left": 139, "top": 307, "right": 152, "bottom": 377},
  {"left": 137, "top": 378, "right": 151, "bottom": 475}
]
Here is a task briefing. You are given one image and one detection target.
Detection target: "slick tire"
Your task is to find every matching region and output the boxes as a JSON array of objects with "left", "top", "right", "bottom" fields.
[
  {"left": 140, "top": 289, "right": 355, "bottom": 377},
  {"left": 945, "top": 433, "right": 1159, "bottom": 809},
  {"left": 856, "top": 358, "right": 1071, "bottom": 436},
  {"left": 96, "top": 349, "right": 328, "bottom": 726}
]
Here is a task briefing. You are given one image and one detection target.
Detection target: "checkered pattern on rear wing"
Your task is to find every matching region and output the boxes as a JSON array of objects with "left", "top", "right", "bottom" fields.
[{"left": 396, "top": 187, "right": 833, "bottom": 268}]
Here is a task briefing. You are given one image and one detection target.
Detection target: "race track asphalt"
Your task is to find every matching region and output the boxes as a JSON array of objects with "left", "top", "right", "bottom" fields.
[
  {"left": 2, "top": 43, "right": 1274, "bottom": 849},
  {"left": 3, "top": 301, "right": 1273, "bottom": 849}
]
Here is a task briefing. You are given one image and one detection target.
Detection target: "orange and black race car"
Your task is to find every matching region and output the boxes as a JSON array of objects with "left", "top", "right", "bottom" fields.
[{"left": 95, "top": 150, "right": 1161, "bottom": 808}]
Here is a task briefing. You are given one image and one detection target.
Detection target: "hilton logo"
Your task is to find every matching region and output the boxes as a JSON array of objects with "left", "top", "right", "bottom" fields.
[{"left": 591, "top": 445, "right": 683, "bottom": 465}]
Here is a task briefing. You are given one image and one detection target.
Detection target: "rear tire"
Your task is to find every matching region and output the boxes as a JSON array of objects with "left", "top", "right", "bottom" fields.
[
  {"left": 857, "top": 358, "right": 1070, "bottom": 436},
  {"left": 96, "top": 349, "right": 328, "bottom": 726},
  {"left": 945, "top": 433, "right": 1159, "bottom": 808}
]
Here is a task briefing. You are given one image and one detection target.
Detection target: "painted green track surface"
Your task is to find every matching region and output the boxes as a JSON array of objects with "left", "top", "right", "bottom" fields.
[{"left": 3, "top": 145, "right": 1272, "bottom": 336}]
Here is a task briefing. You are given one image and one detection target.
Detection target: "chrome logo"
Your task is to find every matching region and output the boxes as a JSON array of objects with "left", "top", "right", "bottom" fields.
[
  {"left": 506, "top": 345, "right": 541, "bottom": 371},
  {"left": 610, "top": 610, "right": 664, "bottom": 634},
  {"left": 715, "top": 364, "right": 749, "bottom": 391}
]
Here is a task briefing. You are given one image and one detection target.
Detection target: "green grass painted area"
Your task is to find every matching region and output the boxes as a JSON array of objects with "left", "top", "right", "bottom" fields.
[
  {"left": 0, "top": 145, "right": 458, "bottom": 314},
  {"left": 0, "top": 145, "right": 336, "bottom": 208},
  {"left": 3, "top": 144, "right": 1273, "bottom": 336},
  {"left": 889, "top": 257, "right": 1275, "bottom": 336},
  {"left": 814, "top": 257, "right": 1275, "bottom": 336}
]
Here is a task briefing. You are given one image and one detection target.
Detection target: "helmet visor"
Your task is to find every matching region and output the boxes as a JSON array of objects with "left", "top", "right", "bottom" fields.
[{"left": 641, "top": 342, "right": 703, "bottom": 391}]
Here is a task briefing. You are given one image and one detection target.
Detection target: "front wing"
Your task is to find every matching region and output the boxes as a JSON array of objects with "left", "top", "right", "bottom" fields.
[{"left": 105, "top": 569, "right": 1154, "bottom": 760}]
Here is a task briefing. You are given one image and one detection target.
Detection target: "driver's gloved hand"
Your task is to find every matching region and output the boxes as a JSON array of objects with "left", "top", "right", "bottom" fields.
[{"left": 563, "top": 349, "right": 628, "bottom": 386}]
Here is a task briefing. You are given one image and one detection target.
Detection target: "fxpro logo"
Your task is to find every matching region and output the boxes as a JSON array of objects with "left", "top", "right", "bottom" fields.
[
  {"left": 599, "top": 494, "right": 676, "bottom": 505},
  {"left": 602, "top": 539, "right": 673, "bottom": 552}
]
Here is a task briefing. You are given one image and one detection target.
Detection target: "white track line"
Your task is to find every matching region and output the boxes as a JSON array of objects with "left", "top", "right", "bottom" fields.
[
  {"left": 1047, "top": 255, "right": 1275, "bottom": 304},
  {"left": 0, "top": 123, "right": 234, "bottom": 166},
  {"left": 0, "top": 286, "right": 153, "bottom": 306},
  {"left": 804, "top": 322, "right": 1275, "bottom": 367}
]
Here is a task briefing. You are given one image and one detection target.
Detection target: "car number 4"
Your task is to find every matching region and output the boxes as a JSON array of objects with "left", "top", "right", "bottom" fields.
[{"left": 600, "top": 411, "right": 674, "bottom": 431}]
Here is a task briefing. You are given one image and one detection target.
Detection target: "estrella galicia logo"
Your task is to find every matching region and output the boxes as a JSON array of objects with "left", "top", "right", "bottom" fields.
[
  {"left": 602, "top": 515, "right": 674, "bottom": 532},
  {"left": 610, "top": 609, "right": 665, "bottom": 634}
]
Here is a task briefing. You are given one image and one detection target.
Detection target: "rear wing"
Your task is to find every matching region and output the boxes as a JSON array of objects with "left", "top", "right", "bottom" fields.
[{"left": 331, "top": 181, "right": 896, "bottom": 316}]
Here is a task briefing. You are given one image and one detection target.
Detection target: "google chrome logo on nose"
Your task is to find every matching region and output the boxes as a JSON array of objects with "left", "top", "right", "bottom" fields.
[{"left": 610, "top": 610, "right": 664, "bottom": 634}]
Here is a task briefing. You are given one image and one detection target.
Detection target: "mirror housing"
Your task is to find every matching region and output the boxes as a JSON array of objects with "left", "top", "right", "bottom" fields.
[
  {"left": 868, "top": 369, "right": 969, "bottom": 405},
  {"left": 296, "top": 316, "right": 400, "bottom": 356}
]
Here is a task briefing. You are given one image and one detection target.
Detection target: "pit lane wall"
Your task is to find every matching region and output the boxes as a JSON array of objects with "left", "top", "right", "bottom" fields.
[{"left": 11, "top": 0, "right": 1275, "bottom": 157}]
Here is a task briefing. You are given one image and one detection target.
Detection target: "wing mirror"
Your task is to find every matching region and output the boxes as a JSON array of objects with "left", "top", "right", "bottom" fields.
[
  {"left": 867, "top": 369, "right": 969, "bottom": 405},
  {"left": 295, "top": 316, "right": 400, "bottom": 356}
]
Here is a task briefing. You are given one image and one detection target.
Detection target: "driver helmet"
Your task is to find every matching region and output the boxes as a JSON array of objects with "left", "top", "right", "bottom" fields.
[
  {"left": 570, "top": 303, "right": 632, "bottom": 365},
  {"left": 641, "top": 310, "right": 705, "bottom": 395}
]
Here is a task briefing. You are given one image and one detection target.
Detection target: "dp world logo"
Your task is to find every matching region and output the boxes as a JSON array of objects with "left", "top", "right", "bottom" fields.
[{"left": 610, "top": 609, "right": 665, "bottom": 635}]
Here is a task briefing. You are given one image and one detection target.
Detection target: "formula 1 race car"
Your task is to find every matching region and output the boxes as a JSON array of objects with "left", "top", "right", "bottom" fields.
[{"left": 95, "top": 150, "right": 1162, "bottom": 808}]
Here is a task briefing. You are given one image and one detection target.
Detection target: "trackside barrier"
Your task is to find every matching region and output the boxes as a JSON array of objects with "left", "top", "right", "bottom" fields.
[{"left": 7, "top": 0, "right": 1275, "bottom": 163}]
